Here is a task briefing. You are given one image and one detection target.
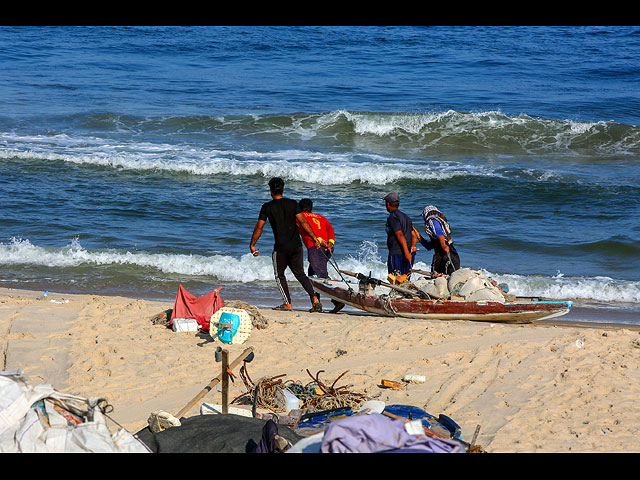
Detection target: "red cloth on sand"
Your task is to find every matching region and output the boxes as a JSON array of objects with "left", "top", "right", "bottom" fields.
[{"left": 170, "top": 284, "right": 224, "bottom": 332}]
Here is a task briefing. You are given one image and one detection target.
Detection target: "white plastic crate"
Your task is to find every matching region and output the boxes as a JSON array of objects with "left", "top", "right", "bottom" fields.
[{"left": 172, "top": 318, "right": 199, "bottom": 333}]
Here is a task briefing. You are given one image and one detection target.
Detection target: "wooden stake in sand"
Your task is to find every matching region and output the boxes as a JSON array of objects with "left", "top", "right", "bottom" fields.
[{"left": 175, "top": 346, "right": 255, "bottom": 419}]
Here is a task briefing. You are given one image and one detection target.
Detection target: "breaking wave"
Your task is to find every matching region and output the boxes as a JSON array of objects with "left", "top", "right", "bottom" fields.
[
  {"left": 1, "top": 238, "right": 639, "bottom": 304},
  {"left": 2, "top": 126, "right": 637, "bottom": 187},
  {"left": 12, "top": 109, "right": 639, "bottom": 154},
  {"left": 314, "top": 110, "right": 640, "bottom": 156}
]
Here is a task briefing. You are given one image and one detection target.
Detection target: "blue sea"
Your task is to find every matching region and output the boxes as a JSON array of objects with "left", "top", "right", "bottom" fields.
[{"left": 1, "top": 26, "right": 639, "bottom": 325}]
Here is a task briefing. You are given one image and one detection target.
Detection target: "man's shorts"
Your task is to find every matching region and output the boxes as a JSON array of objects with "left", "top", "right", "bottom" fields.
[
  {"left": 308, "top": 246, "right": 330, "bottom": 278},
  {"left": 387, "top": 252, "right": 415, "bottom": 276}
]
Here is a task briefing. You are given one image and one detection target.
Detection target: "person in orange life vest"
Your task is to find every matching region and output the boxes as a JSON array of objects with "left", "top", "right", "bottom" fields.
[{"left": 297, "top": 198, "right": 345, "bottom": 314}]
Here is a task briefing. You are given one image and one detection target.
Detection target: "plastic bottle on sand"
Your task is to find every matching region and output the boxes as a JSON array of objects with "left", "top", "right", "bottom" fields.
[{"left": 403, "top": 374, "right": 426, "bottom": 384}]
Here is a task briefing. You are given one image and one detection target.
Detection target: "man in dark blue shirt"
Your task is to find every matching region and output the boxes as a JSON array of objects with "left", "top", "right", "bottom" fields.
[{"left": 383, "top": 192, "right": 417, "bottom": 279}]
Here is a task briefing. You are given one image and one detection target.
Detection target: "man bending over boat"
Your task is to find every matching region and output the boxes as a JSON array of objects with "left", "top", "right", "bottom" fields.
[
  {"left": 414, "top": 205, "right": 460, "bottom": 275},
  {"left": 250, "top": 177, "right": 323, "bottom": 313},
  {"left": 383, "top": 192, "right": 418, "bottom": 283},
  {"left": 297, "top": 198, "right": 345, "bottom": 314}
]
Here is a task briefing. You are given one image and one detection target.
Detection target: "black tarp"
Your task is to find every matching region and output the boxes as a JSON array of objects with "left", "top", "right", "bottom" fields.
[{"left": 135, "top": 414, "right": 303, "bottom": 453}]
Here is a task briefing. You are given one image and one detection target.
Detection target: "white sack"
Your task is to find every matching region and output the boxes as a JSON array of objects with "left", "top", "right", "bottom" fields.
[
  {"left": 448, "top": 268, "right": 479, "bottom": 296},
  {"left": 0, "top": 370, "right": 149, "bottom": 453},
  {"left": 447, "top": 268, "right": 505, "bottom": 302},
  {"left": 414, "top": 276, "right": 450, "bottom": 299},
  {"left": 466, "top": 287, "right": 505, "bottom": 302},
  {"left": 458, "top": 277, "right": 485, "bottom": 298}
]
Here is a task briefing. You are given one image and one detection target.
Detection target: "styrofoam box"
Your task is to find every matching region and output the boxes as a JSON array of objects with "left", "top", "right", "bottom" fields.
[{"left": 172, "top": 318, "right": 199, "bottom": 333}]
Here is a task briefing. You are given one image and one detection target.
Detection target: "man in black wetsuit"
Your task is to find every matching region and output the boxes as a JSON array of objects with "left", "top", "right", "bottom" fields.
[{"left": 249, "top": 177, "right": 323, "bottom": 312}]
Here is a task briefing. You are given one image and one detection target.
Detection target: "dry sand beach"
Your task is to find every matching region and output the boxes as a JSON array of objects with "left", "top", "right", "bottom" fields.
[{"left": 2, "top": 286, "right": 640, "bottom": 453}]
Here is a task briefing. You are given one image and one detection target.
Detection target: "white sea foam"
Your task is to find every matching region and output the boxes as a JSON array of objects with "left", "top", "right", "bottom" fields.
[
  {"left": 3, "top": 110, "right": 637, "bottom": 187},
  {"left": 0, "top": 238, "right": 276, "bottom": 282},
  {"left": 337, "top": 110, "right": 442, "bottom": 136},
  {"left": 1, "top": 238, "right": 638, "bottom": 304},
  {"left": 3, "top": 109, "right": 639, "bottom": 153},
  {"left": 1, "top": 141, "right": 503, "bottom": 185},
  {"left": 485, "top": 270, "right": 640, "bottom": 304}
]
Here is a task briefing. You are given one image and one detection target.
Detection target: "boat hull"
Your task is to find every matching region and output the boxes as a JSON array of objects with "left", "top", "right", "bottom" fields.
[{"left": 312, "top": 279, "right": 572, "bottom": 323}]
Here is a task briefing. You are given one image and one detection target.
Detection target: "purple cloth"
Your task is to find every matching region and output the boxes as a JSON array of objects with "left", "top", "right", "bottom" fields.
[
  {"left": 320, "top": 413, "right": 465, "bottom": 453},
  {"left": 254, "top": 419, "right": 279, "bottom": 453},
  {"left": 307, "top": 245, "right": 330, "bottom": 278}
]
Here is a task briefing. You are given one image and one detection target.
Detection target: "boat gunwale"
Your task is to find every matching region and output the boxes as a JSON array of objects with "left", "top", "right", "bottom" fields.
[{"left": 311, "top": 278, "right": 572, "bottom": 323}]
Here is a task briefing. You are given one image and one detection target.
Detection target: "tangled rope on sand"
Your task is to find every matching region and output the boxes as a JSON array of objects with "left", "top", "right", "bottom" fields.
[
  {"left": 222, "top": 300, "right": 268, "bottom": 329},
  {"left": 232, "top": 366, "right": 370, "bottom": 414}
]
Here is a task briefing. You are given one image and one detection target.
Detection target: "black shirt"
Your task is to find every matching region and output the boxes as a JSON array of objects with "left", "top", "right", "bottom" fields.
[
  {"left": 386, "top": 209, "right": 413, "bottom": 255},
  {"left": 258, "top": 198, "right": 303, "bottom": 252}
]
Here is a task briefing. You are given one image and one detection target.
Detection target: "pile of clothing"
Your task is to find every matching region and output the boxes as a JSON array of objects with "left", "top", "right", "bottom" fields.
[{"left": 288, "top": 413, "right": 466, "bottom": 453}]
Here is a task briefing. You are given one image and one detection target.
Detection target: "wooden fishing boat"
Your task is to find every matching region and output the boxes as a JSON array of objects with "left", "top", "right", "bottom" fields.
[{"left": 311, "top": 273, "right": 572, "bottom": 323}]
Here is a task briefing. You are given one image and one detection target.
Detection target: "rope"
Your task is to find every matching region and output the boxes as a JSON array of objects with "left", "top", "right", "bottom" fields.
[
  {"left": 445, "top": 251, "right": 455, "bottom": 274},
  {"left": 318, "top": 246, "right": 356, "bottom": 295},
  {"left": 232, "top": 366, "right": 370, "bottom": 414},
  {"left": 307, "top": 391, "right": 368, "bottom": 412},
  {"left": 379, "top": 294, "right": 398, "bottom": 315},
  {"left": 222, "top": 300, "right": 268, "bottom": 329},
  {"left": 251, "top": 376, "right": 289, "bottom": 413}
]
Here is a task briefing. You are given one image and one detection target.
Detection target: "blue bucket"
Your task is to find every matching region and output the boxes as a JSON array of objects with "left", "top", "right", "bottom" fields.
[{"left": 217, "top": 312, "right": 240, "bottom": 344}]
